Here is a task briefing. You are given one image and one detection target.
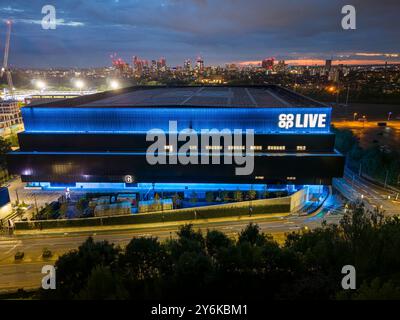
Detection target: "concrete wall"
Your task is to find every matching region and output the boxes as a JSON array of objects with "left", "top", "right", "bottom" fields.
[{"left": 178, "top": 188, "right": 306, "bottom": 213}]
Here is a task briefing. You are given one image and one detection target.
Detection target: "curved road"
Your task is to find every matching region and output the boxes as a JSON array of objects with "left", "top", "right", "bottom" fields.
[{"left": 0, "top": 207, "right": 342, "bottom": 293}]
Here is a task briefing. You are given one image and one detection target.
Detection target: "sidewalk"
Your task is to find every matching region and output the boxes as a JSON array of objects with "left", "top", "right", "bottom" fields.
[{"left": 13, "top": 211, "right": 292, "bottom": 237}]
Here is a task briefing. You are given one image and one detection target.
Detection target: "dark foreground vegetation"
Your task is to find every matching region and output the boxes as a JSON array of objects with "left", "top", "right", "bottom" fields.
[
  {"left": 334, "top": 126, "right": 400, "bottom": 187},
  {"left": 36, "top": 202, "right": 400, "bottom": 300}
]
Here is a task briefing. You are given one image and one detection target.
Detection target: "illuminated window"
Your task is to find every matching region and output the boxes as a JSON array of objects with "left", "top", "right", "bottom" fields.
[
  {"left": 287, "top": 177, "right": 297, "bottom": 181},
  {"left": 250, "top": 145, "right": 262, "bottom": 151},
  {"left": 296, "top": 146, "right": 306, "bottom": 151},
  {"left": 206, "top": 145, "right": 223, "bottom": 150},
  {"left": 189, "top": 145, "right": 197, "bottom": 150},
  {"left": 267, "top": 145, "right": 286, "bottom": 151},
  {"left": 228, "top": 145, "right": 245, "bottom": 150},
  {"left": 255, "top": 176, "right": 265, "bottom": 180},
  {"left": 164, "top": 145, "right": 173, "bottom": 151}
]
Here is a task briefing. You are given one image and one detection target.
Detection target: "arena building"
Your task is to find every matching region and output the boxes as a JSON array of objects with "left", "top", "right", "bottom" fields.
[{"left": 7, "top": 85, "right": 344, "bottom": 192}]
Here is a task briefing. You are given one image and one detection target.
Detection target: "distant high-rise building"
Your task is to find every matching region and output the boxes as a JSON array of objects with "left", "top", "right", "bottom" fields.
[
  {"left": 0, "top": 101, "right": 23, "bottom": 138},
  {"left": 325, "top": 59, "right": 332, "bottom": 71},
  {"left": 262, "top": 58, "right": 275, "bottom": 70},
  {"left": 275, "top": 60, "right": 287, "bottom": 73},
  {"left": 133, "top": 56, "right": 144, "bottom": 76},
  {"left": 196, "top": 56, "right": 204, "bottom": 71},
  {"left": 151, "top": 60, "right": 157, "bottom": 71},
  {"left": 184, "top": 59, "right": 192, "bottom": 71},
  {"left": 158, "top": 57, "right": 167, "bottom": 71}
]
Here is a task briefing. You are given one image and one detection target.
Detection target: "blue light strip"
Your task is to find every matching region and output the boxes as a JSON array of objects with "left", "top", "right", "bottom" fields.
[{"left": 28, "top": 182, "right": 314, "bottom": 191}]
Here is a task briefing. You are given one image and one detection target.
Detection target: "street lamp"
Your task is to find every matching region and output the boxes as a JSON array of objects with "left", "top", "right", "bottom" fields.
[
  {"left": 75, "top": 79, "right": 85, "bottom": 93},
  {"left": 353, "top": 112, "right": 358, "bottom": 121},
  {"left": 36, "top": 80, "right": 46, "bottom": 92},
  {"left": 110, "top": 80, "right": 119, "bottom": 90},
  {"left": 388, "top": 112, "right": 392, "bottom": 121},
  {"left": 327, "top": 86, "right": 336, "bottom": 93}
]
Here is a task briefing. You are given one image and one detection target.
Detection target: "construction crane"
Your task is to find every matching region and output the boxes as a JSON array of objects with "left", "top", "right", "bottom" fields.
[{"left": 1, "top": 20, "right": 14, "bottom": 98}]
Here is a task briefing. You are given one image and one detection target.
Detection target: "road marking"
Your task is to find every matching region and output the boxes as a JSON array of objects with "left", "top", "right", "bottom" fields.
[{"left": 5, "top": 244, "right": 19, "bottom": 254}]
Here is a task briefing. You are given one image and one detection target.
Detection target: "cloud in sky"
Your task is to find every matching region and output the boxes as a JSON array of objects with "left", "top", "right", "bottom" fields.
[
  {"left": 11, "top": 18, "right": 84, "bottom": 27},
  {"left": 0, "top": 0, "right": 398, "bottom": 67}
]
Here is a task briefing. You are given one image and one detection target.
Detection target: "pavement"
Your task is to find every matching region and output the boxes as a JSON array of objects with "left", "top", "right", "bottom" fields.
[
  {"left": 333, "top": 167, "right": 400, "bottom": 215},
  {"left": 332, "top": 119, "right": 400, "bottom": 150},
  {"left": 0, "top": 177, "right": 63, "bottom": 222}
]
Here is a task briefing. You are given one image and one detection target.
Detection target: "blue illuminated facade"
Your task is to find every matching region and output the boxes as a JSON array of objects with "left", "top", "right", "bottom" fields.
[
  {"left": 22, "top": 107, "right": 331, "bottom": 134},
  {"left": 7, "top": 85, "right": 344, "bottom": 190}
]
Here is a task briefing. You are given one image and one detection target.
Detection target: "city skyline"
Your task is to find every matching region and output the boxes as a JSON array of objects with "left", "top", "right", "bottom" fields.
[{"left": 0, "top": 1, "right": 399, "bottom": 68}]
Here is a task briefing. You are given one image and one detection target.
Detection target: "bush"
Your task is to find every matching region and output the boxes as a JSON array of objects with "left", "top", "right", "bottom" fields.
[
  {"left": 42, "top": 248, "right": 53, "bottom": 259},
  {"left": 14, "top": 251, "right": 24, "bottom": 261}
]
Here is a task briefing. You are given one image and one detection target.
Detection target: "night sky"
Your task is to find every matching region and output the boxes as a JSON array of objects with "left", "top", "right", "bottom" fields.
[{"left": 0, "top": 0, "right": 399, "bottom": 68}]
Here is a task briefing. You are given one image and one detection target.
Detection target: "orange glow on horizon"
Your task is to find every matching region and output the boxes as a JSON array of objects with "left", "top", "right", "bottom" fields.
[{"left": 235, "top": 59, "right": 400, "bottom": 66}]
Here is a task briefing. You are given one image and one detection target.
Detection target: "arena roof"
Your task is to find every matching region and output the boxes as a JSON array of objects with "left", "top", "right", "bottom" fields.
[{"left": 28, "top": 85, "right": 329, "bottom": 109}]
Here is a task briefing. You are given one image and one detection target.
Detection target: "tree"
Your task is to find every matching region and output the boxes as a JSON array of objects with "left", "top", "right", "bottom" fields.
[
  {"left": 247, "top": 189, "right": 257, "bottom": 201},
  {"left": 352, "top": 278, "right": 400, "bottom": 300},
  {"left": 78, "top": 266, "right": 128, "bottom": 300},
  {"left": 122, "top": 237, "right": 167, "bottom": 280},
  {"left": 167, "top": 224, "right": 206, "bottom": 259},
  {"left": 76, "top": 198, "right": 89, "bottom": 215},
  {"left": 172, "top": 193, "right": 181, "bottom": 208},
  {"left": 189, "top": 191, "right": 198, "bottom": 203},
  {"left": 0, "top": 137, "right": 11, "bottom": 169},
  {"left": 238, "top": 223, "right": 269, "bottom": 246},
  {"left": 222, "top": 191, "right": 230, "bottom": 202},
  {"left": 205, "top": 192, "right": 214, "bottom": 203},
  {"left": 41, "top": 237, "right": 120, "bottom": 299},
  {"left": 233, "top": 189, "right": 243, "bottom": 202},
  {"left": 59, "top": 202, "right": 68, "bottom": 218},
  {"left": 206, "top": 230, "right": 232, "bottom": 257}
]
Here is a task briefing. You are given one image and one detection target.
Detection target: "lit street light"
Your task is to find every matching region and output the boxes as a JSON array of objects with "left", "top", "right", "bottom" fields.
[
  {"left": 388, "top": 112, "right": 392, "bottom": 121},
  {"left": 75, "top": 79, "right": 85, "bottom": 92},
  {"left": 110, "top": 80, "right": 119, "bottom": 90},
  {"left": 353, "top": 112, "right": 358, "bottom": 121},
  {"left": 327, "top": 86, "right": 336, "bottom": 93},
  {"left": 36, "top": 80, "right": 46, "bottom": 92}
]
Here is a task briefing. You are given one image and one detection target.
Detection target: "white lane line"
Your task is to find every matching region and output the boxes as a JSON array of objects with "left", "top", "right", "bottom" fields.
[{"left": 5, "top": 244, "right": 18, "bottom": 254}]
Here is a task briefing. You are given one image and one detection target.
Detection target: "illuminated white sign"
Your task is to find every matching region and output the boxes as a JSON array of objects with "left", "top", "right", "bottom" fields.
[
  {"left": 124, "top": 175, "right": 134, "bottom": 183},
  {"left": 278, "top": 114, "right": 327, "bottom": 129}
]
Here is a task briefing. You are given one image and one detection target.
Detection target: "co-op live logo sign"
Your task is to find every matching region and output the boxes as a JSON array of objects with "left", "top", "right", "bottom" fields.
[{"left": 278, "top": 113, "right": 327, "bottom": 130}]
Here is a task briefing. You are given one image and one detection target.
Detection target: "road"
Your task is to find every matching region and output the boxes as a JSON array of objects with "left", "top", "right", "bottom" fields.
[
  {"left": 0, "top": 207, "right": 342, "bottom": 293},
  {"left": 333, "top": 167, "right": 400, "bottom": 215},
  {"left": 332, "top": 120, "right": 400, "bottom": 150},
  {"left": 1, "top": 177, "right": 63, "bottom": 221}
]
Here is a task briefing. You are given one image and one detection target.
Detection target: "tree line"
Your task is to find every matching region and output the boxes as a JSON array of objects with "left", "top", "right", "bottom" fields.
[
  {"left": 39, "top": 202, "right": 400, "bottom": 300},
  {"left": 333, "top": 126, "right": 400, "bottom": 187}
]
